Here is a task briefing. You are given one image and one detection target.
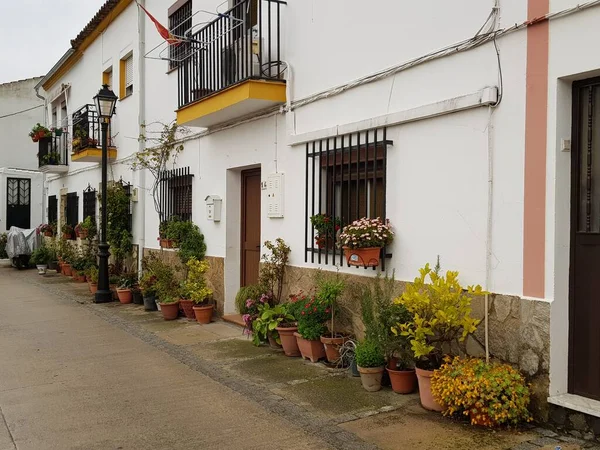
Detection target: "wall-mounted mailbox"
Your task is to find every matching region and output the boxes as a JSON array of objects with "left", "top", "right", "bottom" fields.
[{"left": 205, "top": 195, "right": 222, "bottom": 222}]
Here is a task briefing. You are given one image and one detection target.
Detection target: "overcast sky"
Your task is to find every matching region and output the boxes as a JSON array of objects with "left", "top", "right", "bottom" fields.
[{"left": 0, "top": 0, "right": 107, "bottom": 84}]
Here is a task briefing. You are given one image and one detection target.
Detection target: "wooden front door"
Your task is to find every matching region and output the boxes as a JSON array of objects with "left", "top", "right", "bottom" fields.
[
  {"left": 6, "top": 178, "right": 31, "bottom": 230},
  {"left": 570, "top": 77, "right": 600, "bottom": 400},
  {"left": 241, "top": 168, "right": 261, "bottom": 287}
]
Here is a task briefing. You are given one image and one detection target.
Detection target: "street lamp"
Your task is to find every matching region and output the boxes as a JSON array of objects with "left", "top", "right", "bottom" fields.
[{"left": 93, "top": 84, "right": 118, "bottom": 303}]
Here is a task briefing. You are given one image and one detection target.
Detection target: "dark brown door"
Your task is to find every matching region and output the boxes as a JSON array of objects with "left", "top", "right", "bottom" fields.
[
  {"left": 241, "top": 168, "right": 261, "bottom": 287},
  {"left": 570, "top": 77, "right": 600, "bottom": 400}
]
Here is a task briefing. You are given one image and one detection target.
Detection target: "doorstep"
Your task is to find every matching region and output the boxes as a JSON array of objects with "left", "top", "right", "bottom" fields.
[
  {"left": 222, "top": 314, "right": 245, "bottom": 328},
  {"left": 548, "top": 393, "right": 600, "bottom": 418}
]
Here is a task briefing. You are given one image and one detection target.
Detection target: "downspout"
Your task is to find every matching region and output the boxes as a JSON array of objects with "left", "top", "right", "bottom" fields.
[
  {"left": 34, "top": 84, "right": 48, "bottom": 225},
  {"left": 137, "top": 0, "right": 146, "bottom": 272}
]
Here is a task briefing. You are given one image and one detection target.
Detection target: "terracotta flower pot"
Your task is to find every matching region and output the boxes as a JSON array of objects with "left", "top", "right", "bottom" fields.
[
  {"left": 62, "top": 263, "right": 72, "bottom": 276},
  {"left": 343, "top": 247, "right": 382, "bottom": 267},
  {"left": 192, "top": 304, "right": 213, "bottom": 324},
  {"left": 79, "top": 229, "right": 88, "bottom": 239},
  {"left": 159, "top": 301, "right": 180, "bottom": 320},
  {"left": 44, "top": 231, "right": 53, "bottom": 237},
  {"left": 415, "top": 368, "right": 443, "bottom": 411},
  {"left": 276, "top": 326, "right": 301, "bottom": 357},
  {"left": 160, "top": 239, "right": 174, "bottom": 249},
  {"left": 357, "top": 365, "right": 385, "bottom": 392},
  {"left": 117, "top": 288, "right": 132, "bottom": 304},
  {"left": 320, "top": 335, "right": 348, "bottom": 363},
  {"left": 90, "top": 283, "right": 98, "bottom": 294},
  {"left": 294, "top": 332, "right": 326, "bottom": 363},
  {"left": 110, "top": 284, "right": 118, "bottom": 301},
  {"left": 387, "top": 368, "right": 417, "bottom": 394},
  {"left": 179, "top": 299, "right": 196, "bottom": 320},
  {"left": 76, "top": 274, "right": 86, "bottom": 283}
]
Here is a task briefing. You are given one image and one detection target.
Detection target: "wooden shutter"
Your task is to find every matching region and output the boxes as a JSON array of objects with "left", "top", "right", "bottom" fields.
[{"left": 125, "top": 56, "right": 133, "bottom": 88}]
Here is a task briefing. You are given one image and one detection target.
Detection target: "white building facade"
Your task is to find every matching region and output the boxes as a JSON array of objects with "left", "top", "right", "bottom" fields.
[{"left": 36, "top": 0, "right": 600, "bottom": 425}]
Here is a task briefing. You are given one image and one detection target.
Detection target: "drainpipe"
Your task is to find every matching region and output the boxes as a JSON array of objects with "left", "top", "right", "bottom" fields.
[
  {"left": 34, "top": 85, "right": 48, "bottom": 225},
  {"left": 137, "top": 0, "right": 146, "bottom": 272}
]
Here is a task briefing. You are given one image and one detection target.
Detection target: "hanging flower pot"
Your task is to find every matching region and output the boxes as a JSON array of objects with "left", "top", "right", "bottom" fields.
[
  {"left": 339, "top": 218, "right": 394, "bottom": 267},
  {"left": 343, "top": 247, "right": 382, "bottom": 267}
]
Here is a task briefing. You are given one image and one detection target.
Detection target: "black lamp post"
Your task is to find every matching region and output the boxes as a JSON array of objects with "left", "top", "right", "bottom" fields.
[{"left": 93, "top": 84, "right": 118, "bottom": 304}]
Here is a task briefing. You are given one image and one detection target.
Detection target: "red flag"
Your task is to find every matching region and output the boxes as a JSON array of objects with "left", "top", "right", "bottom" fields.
[{"left": 137, "top": 2, "right": 183, "bottom": 45}]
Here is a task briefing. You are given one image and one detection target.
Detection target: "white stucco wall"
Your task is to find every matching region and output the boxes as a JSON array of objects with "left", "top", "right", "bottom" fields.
[{"left": 0, "top": 77, "right": 45, "bottom": 171}]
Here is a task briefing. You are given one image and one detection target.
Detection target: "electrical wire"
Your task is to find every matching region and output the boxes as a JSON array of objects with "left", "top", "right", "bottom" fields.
[{"left": 0, "top": 104, "right": 43, "bottom": 120}]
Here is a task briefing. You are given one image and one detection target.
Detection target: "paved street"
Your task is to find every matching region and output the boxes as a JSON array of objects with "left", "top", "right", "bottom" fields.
[
  {"left": 1, "top": 267, "right": 595, "bottom": 450},
  {"left": 0, "top": 267, "right": 330, "bottom": 450}
]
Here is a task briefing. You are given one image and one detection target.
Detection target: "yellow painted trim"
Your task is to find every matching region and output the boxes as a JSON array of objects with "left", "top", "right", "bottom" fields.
[
  {"left": 42, "top": 0, "right": 133, "bottom": 91},
  {"left": 102, "top": 68, "right": 112, "bottom": 87},
  {"left": 176, "top": 80, "right": 286, "bottom": 125},
  {"left": 119, "top": 59, "right": 126, "bottom": 99},
  {"left": 71, "top": 148, "right": 117, "bottom": 162}
]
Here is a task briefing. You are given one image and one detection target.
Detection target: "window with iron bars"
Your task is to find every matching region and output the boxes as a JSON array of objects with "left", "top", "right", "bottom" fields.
[
  {"left": 304, "top": 127, "right": 392, "bottom": 269},
  {"left": 48, "top": 195, "right": 57, "bottom": 225},
  {"left": 83, "top": 185, "right": 97, "bottom": 224},
  {"left": 115, "top": 179, "right": 133, "bottom": 233},
  {"left": 159, "top": 167, "right": 193, "bottom": 222},
  {"left": 168, "top": 0, "right": 192, "bottom": 70}
]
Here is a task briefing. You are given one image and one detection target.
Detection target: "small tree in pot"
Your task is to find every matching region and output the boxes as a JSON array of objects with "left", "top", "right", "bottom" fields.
[
  {"left": 392, "top": 261, "right": 485, "bottom": 410},
  {"left": 182, "top": 258, "right": 213, "bottom": 324},
  {"left": 315, "top": 271, "right": 347, "bottom": 364}
]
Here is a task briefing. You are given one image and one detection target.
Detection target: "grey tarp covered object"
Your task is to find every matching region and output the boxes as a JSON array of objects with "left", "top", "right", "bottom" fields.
[{"left": 6, "top": 227, "right": 39, "bottom": 259}]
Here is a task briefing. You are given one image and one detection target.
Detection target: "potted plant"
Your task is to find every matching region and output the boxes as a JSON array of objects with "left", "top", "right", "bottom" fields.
[
  {"left": 431, "top": 357, "right": 532, "bottom": 427},
  {"left": 39, "top": 223, "right": 55, "bottom": 237},
  {"left": 30, "top": 245, "right": 51, "bottom": 274},
  {"left": 51, "top": 126, "right": 63, "bottom": 137},
  {"left": 131, "top": 276, "right": 143, "bottom": 305},
  {"left": 116, "top": 276, "right": 133, "bottom": 304},
  {"left": 316, "top": 273, "right": 347, "bottom": 363},
  {"left": 71, "top": 254, "right": 88, "bottom": 282},
  {"left": 355, "top": 339, "right": 386, "bottom": 392},
  {"left": 29, "top": 123, "right": 51, "bottom": 142},
  {"left": 109, "top": 275, "right": 120, "bottom": 300},
  {"left": 339, "top": 217, "right": 394, "bottom": 267},
  {"left": 61, "top": 223, "right": 74, "bottom": 240},
  {"left": 79, "top": 216, "right": 97, "bottom": 240},
  {"left": 140, "top": 272, "right": 158, "bottom": 311},
  {"left": 383, "top": 303, "right": 417, "bottom": 394},
  {"left": 294, "top": 294, "right": 328, "bottom": 363},
  {"left": 159, "top": 295, "right": 180, "bottom": 320},
  {"left": 310, "top": 214, "right": 341, "bottom": 249},
  {"left": 252, "top": 303, "right": 294, "bottom": 348},
  {"left": 276, "top": 292, "right": 305, "bottom": 357},
  {"left": 393, "top": 262, "right": 485, "bottom": 411},
  {"left": 182, "top": 258, "right": 214, "bottom": 324},
  {"left": 159, "top": 220, "right": 174, "bottom": 248},
  {"left": 88, "top": 266, "right": 99, "bottom": 294}
]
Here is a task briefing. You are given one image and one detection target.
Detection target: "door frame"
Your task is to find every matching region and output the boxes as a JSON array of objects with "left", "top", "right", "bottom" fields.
[
  {"left": 568, "top": 76, "right": 600, "bottom": 396},
  {"left": 240, "top": 167, "right": 261, "bottom": 287}
]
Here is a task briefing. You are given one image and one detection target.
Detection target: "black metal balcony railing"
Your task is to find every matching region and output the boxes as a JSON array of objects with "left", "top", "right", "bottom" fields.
[
  {"left": 38, "top": 134, "right": 69, "bottom": 168},
  {"left": 72, "top": 104, "right": 113, "bottom": 153},
  {"left": 177, "top": 0, "right": 286, "bottom": 109}
]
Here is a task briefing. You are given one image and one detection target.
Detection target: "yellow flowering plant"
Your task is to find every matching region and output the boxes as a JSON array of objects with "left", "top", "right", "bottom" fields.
[
  {"left": 431, "top": 356, "right": 532, "bottom": 427},
  {"left": 392, "top": 262, "right": 486, "bottom": 369},
  {"left": 181, "top": 258, "right": 213, "bottom": 305}
]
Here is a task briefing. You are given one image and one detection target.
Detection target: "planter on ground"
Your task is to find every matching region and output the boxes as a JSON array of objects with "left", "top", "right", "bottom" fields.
[
  {"left": 357, "top": 366, "right": 385, "bottom": 392},
  {"left": 276, "top": 326, "right": 301, "bottom": 357},
  {"left": 62, "top": 264, "right": 72, "bottom": 276},
  {"left": 179, "top": 299, "right": 196, "bottom": 320},
  {"left": 36, "top": 264, "right": 47, "bottom": 275},
  {"left": 294, "top": 332, "right": 326, "bottom": 363},
  {"left": 132, "top": 289, "right": 144, "bottom": 305},
  {"left": 267, "top": 333, "right": 282, "bottom": 349},
  {"left": 159, "top": 301, "right": 179, "bottom": 320},
  {"left": 320, "top": 334, "right": 348, "bottom": 363},
  {"left": 89, "top": 283, "right": 98, "bottom": 295},
  {"left": 415, "top": 368, "right": 443, "bottom": 411},
  {"left": 387, "top": 368, "right": 417, "bottom": 394},
  {"left": 192, "top": 304, "right": 213, "bottom": 324},
  {"left": 117, "top": 288, "right": 132, "bottom": 304},
  {"left": 143, "top": 295, "right": 157, "bottom": 311}
]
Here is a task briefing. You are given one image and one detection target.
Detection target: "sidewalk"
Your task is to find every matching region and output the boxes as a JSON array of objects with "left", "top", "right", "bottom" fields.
[{"left": 2, "top": 267, "right": 598, "bottom": 450}]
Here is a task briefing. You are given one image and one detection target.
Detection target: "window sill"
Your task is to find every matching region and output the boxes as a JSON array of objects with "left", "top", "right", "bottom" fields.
[
  {"left": 119, "top": 93, "right": 133, "bottom": 101},
  {"left": 548, "top": 394, "right": 600, "bottom": 418},
  {"left": 166, "top": 67, "right": 178, "bottom": 75},
  {"left": 305, "top": 247, "right": 392, "bottom": 270}
]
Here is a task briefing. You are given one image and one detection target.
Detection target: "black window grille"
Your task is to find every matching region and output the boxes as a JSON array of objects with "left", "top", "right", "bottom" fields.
[
  {"left": 48, "top": 195, "right": 57, "bottom": 224},
  {"left": 115, "top": 178, "right": 133, "bottom": 233},
  {"left": 159, "top": 167, "right": 193, "bottom": 222},
  {"left": 66, "top": 192, "right": 79, "bottom": 239},
  {"left": 304, "top": 127, "right": 392, "bottom": 269},
  {"left": 168, "top": 0, "right": 192, "bottom": 70},
  {"left": 83, "top": 184, "right": 97, "bottom": 223}
]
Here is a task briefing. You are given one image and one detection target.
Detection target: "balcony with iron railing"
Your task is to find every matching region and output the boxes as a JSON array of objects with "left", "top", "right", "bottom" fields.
[
  {"left": 71, "top": 104, "right": 117, "bottom": 163},
  {"left": 38, "top": 133, "right": 69, "bottom": 173},
  {"left": 176, "top": 0, "right": 287, "bottom": 128}
]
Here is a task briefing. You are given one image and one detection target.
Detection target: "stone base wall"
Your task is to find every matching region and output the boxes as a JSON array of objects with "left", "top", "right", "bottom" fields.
[
  {"left": 549, "top": 405, "right": 600, "bottom": 441},
  {"left": 143, "top": 248, "right": 225, "bottom": 317},
  {"left": 281, "top": 265, "right": 550, "bottom": 420}
]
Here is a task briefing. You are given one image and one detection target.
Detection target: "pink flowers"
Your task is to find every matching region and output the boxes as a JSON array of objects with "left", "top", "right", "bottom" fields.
[{"left": 339, "top": 217, "right": 394, "bottom": 249}]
